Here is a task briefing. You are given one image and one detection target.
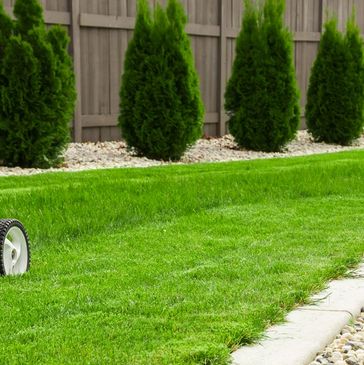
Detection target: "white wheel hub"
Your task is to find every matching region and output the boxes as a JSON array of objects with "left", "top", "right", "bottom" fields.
[{"left": 3, "top": 226, "right": 28, "bottom": 275}]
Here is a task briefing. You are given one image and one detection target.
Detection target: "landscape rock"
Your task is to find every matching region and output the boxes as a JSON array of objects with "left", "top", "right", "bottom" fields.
[
  {"left": 0, "top": 131, "right": 363, "bottom": 177},
  {"left": 310, "top": 312, "right": 364, "bottom": 365}
]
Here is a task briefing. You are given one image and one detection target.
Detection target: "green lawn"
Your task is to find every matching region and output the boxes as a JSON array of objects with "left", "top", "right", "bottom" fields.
[{"left": 0, "top": 151, "right": 363, "bottom": 364}]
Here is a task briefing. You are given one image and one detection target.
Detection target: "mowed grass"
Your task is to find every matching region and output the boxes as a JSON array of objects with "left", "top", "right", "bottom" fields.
[{"left": 0, "top": 151, "right": 363, "bottom": 364}]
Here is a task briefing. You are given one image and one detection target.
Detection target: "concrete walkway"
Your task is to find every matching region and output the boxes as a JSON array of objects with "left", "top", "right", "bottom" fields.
[{"left": 232, "top": 264, "right": 364, "bottom": 365}]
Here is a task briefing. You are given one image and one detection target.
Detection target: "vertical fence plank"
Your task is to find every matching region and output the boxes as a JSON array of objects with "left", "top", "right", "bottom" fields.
[
  {"left": 85, "top": 0, "right": 101, "bottom": 142},
  {"left": 105, "top": 0, "right": 121, "bottom": 141},
  {"left": 70, "top": 0, "right": 82, "bottom": 142},
  {"left": 109, "top": 0, "right": 119, "bottom": 119},
  {"left": 98, "top": 0, "right": 111, "bottom": 141},
  {"left": 219, "top": 0, "right": 227, "bottom": 136}
]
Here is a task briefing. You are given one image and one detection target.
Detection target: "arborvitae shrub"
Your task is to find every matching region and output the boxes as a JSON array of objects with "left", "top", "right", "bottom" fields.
[
  {"left": 0, "top": 35, "right": 41, "bottom": 167},
  {"left": 47, "top": 26, "right": 77, "bottom": 149},
  {"left": 14, "top": 0, "right": 43, "bottom": 34},
  {"left": 119, "top": 0, "right": 204, "bottom": 161},
  {"left": 119, "top": 0, "right": 153, "bottom": 154},
  {"left": 0, "top": 0, "right": 76, "bottom": 168},
  {"left": 306, "top": 17, "right": 364, "bottom": 145},
  {"left": 225, "top": 0, "right": 300, "bottom": 152}
]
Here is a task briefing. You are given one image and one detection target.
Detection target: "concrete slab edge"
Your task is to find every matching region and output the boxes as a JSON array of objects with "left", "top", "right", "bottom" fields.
[{"left": 231, "top": 262, "right": 364, "bottom": 365}]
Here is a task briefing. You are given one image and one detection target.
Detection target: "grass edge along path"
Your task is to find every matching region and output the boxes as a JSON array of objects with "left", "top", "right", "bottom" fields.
[{"left": 0, "top": 150, "right": 363, "bottom": 364}]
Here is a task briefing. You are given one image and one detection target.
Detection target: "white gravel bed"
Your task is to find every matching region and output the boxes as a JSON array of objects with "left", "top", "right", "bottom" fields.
[
  {"left": 309, "top": 312, "right": 364, "bottom": 365},
  {"left": 0, "top": 130, "right": 363, "bottom": 176}
]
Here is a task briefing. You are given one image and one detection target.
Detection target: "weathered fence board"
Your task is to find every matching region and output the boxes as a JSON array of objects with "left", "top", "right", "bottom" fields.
[{"left": 4, "top": 0, "right": 364, "bottom": 141}]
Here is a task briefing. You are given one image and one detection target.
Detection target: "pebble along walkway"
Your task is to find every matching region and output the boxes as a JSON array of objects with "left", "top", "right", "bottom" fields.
[
  {"left": 310, "top": 312, "right": 364, "bottom": 365},
  {"left": 0, "top": 131, "right": 363, "bottom": 176}
]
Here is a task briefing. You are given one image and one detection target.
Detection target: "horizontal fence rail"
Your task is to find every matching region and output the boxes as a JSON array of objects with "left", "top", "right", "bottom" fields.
[{"left": 3, "top": 0, "right": 364, "bottom": 142}]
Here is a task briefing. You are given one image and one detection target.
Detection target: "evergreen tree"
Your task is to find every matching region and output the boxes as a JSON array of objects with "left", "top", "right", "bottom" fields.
[
  {"left": 13, "top": 0, "right": 43, "bottom": 35},
  {"left": 165, "top": 0, "right": 203, "bottom": 154},
  {"left": 119, "top": 0, "right": 204, "bottom": 161},
  {"left": 0, "top": 0, "right": 76, "bottom": 168},
  {"left": 119, "top": 0, "right": 153, "bottom": 154},
  {"left": 47, "top": 26, "right": 77, "bottom": 151},
  {"left": 225, "top": 0, "right": 300, "bottom": 152},
  {"left": 0, "top": 36, "right": 41, "bottom": 167},
  {"left": 306, "top": 17, "right": 364, "bottom": 145}
]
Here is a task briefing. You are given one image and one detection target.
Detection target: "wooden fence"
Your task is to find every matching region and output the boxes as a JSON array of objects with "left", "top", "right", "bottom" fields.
[{"left": 4, "top": 0, "right": 364, "bottom": 142}]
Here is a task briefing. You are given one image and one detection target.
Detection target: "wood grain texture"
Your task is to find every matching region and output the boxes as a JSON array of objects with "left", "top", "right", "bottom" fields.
[{"left": 70, "top": 0, "right": 82, "bottom": 141}]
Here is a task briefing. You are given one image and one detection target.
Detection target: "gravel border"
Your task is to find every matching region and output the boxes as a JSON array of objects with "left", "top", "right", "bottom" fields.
[
  {"left": 309, "top": 312, "right": 364, "bottom": 365},
  {"left": 0, "top": 131, "right": 363, "bottom": 176}
]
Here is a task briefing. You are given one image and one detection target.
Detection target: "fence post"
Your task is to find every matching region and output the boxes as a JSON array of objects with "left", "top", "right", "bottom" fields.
[
  {"left": 219, "top": 0, "right": 228, "bottom": 136},
  {"left": 70, "top": 0, "right": 82, "bottom": 142}
]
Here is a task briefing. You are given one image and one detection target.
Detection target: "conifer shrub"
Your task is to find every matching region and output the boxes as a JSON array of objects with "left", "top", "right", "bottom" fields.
[
  {"left": 0, "top": 36, "right": 41, "bottom": 167},
  {"left": 306, "top": 17, "right": 364, "bottom": 145},
  {"left": 0, "top": 0, "right": 76, "bottom": 168},
  {"left": 119, "top": 0, "right": 153, "bottom": 155},
  {"left": 225, "top": 0, "right": 300, "bottom": 152},
  {"left": 47, "top": 25, "right": 77, "bottom": 148},
  {"left": 119, "top": 0, "right": 204, "bottom": 161},
  {"left": 14, "top": 0, "right": 43, "bottom": 35}
]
